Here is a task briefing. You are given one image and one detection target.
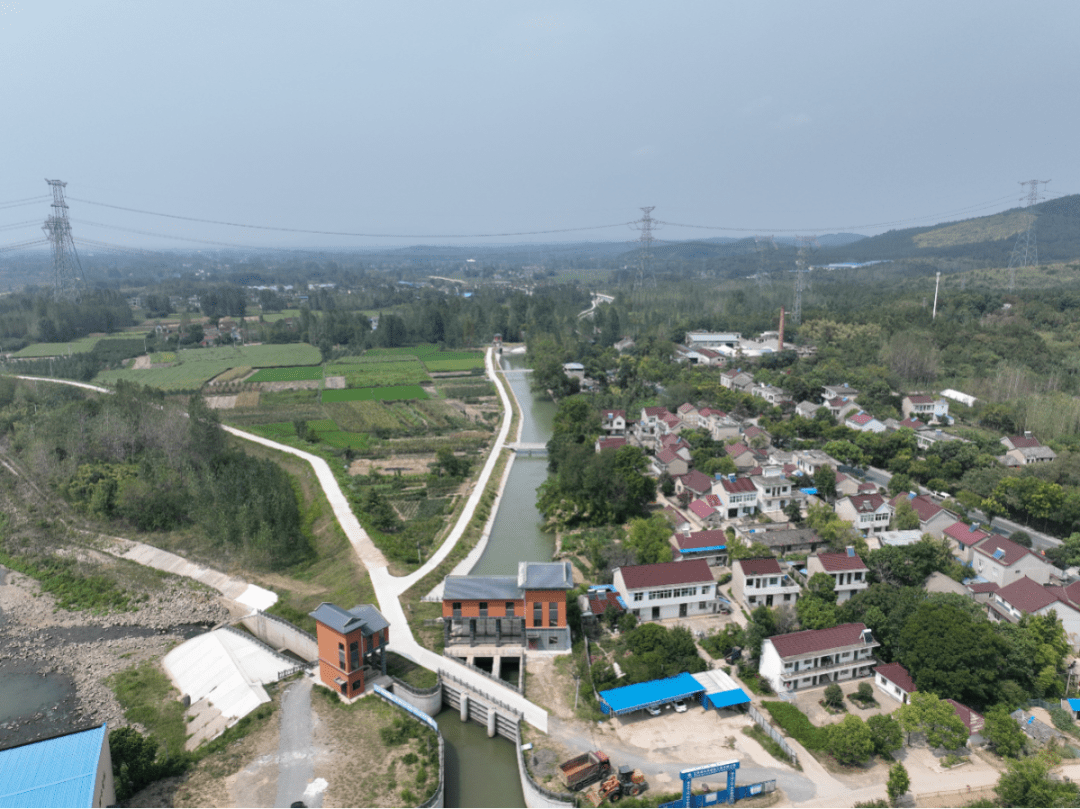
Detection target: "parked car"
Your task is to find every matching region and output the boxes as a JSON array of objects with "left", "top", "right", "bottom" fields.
[
  {"left": 646, "top": 704, "right": 662, "bottom": 716},
  {"left": 673, "top": 700, "right": 688, "bottom": 713}
]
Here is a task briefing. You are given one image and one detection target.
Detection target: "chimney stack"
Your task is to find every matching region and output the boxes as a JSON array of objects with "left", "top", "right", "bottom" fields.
[{"left": 778, "top": 306, "right": 786, "bottom": 350}]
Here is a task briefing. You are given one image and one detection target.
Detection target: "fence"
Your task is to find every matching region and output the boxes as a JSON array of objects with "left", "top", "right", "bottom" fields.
[
  {"left": 444, "top": 651, "right": 525, "bottom": 694},
  {"left": 439, "top": 668, "right": 524, "bottom": 720},
  {"left": 914, "top": 785, "right": 995, "bottom": 807},
  {"left": 390, "top": 674, "right": 442, "bottom": 697},
  {"left": 747, "top": 704, "right": 799, "bottom": 767}
]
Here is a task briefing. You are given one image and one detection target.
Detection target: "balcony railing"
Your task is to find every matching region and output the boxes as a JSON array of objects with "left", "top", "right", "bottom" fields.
[{"left": 784, "top": 655, "right": 877, "bottom": 678}]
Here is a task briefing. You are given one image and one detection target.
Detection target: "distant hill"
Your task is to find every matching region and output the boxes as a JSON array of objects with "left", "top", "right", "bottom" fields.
[{"left": 814, "top": 194, "right": 1080, "bottom": 265}]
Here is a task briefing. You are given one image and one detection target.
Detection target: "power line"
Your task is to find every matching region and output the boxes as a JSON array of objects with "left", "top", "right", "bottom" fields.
[
  {"left": 0, "top": 197, "right": 52, "bottom": 212},
  {"left": 67, "top": 197, "right": 633, "bottom": 239},
  {"left": 0, "top": 238, "right": 49, "bottom": 253},
  {"left": 0, "top": 220, "right": 41, "bottom": 232}
]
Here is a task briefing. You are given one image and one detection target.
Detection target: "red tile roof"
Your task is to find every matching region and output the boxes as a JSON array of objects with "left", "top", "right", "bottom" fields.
[
  {"left": 973, "top": 534, "right": 1030, "bottom": 567},
  {"left": 967, "top": 581, "right": 1000, "bottom": 594},
  {"left": 848, "top": 413, "right": 873, "bottom": 426},
  {"left": 617, "top": 558, "right": 714, "bottom": 590},
  {"left": 662, "top": 414, "right": 681, "bottom": 428},
  {"left": 874, "top": 662, "right": 916, "bottom": 694},
  {"left": 679, "top": 470, "right": 713, "bottom": 494},
  {"left": 847, "top": 493, "right": 887, "bottom": 513},
  {"left": 738, "top": 557, "right": 782, "bottom": 576},
  {"left": 815, "top": 551, "right": 867, "bottom": 571},
  {"left": 677, "top": 403, "right": 697, "bottom": 414},
  {"left": 995, "top": 576, "right": 1061, "bottom": 614},
  {"left": 688, "top": 499, "right": 717, "bottom": 519},
  {"left": 945, "top": 699, "right": 984, "bottom": 734},
  {"left": 643, "top": 406, "right": 671, "bottom": 418},
  {"left": 588, "top": 590, "right": 625, "bottom": 616},
  {"left": 856, "top": 482, "right": 878, "bottom": 493},
  {"left": 674, "top": 529, "right": 728, "bottom": 550},
  {"left": 890, "top": 493, "right": 944, "bottom": 523},
  {"left": 906, "top": 394, "right": 935, "bottom": 404},
  {"left": 743, "top": 425, "right": 766, "bottom": 440},
  {"left": 704, "top": 494, "right": 722, "bottom": 508},
  {"left": 768, "top": 623, "right": 871, "bottom": 659},
  {"left": 597, "top": 437, "right": 628, "bottom": 451},
  {"left": 662, "top": 505, "right": 689, "bottom": 526},
  {"left": 656, "top": 447, "right": 680, "bottom": 465},
  {"left": 603, "top": 409, "right": 626, "bottom": 421},
  {"left": 721, "top": 477, "right": 757, "bottom": 494},
  {"left": 898, "top": 417, "right": 926, "bottom": 430},
  {"left": 944, "top": 521, "right": 989, "bottom": 548},
  {"left": 726, "top": 442, "right": 751, "bottom": 457},
  {"left": 1006, "top": 434, "right": 1041, "bottom": 449}
]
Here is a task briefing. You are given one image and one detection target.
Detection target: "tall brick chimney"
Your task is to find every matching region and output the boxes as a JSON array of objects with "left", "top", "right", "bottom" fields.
[{"left": 778, "top": 306, "right": 785, "bottom": 350}]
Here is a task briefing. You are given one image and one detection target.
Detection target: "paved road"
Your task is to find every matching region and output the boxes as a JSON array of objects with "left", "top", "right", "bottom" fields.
[{"left": 274, "top": 676, "right": 318, "bottom": 808}]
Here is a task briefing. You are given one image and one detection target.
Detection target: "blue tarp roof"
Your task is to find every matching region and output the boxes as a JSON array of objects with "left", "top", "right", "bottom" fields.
[
  {"left": 685, "top": 545, "right": 727, "bottom": 554},
  {"left": 704, "top": 689, "right": 752, "bottom": 709},
  {"left": 599, "top": 672, "right": 705, "bottom": 716},
  {"left": 0, "top": 723, "right": 107, "bottom": 808},
  {"left": 1069, "top": 698, "right": 1080, "bottom": 711},
  {"left": 800, "top": 487, "right": 818, "bottom": 495}
]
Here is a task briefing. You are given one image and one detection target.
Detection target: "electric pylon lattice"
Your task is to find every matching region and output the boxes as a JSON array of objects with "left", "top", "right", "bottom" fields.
[
  {"left": 792, "top": 235, "right": 817, "bottom": 324},
  {"left": 630, "top": 207, "right": 660, "bottom": 288},
  {"left": 42, "top": 179, "right": 85, "bottom": 300},
  {"left": 1007, "top": 179, "right": 1050, "bottom": 292}
]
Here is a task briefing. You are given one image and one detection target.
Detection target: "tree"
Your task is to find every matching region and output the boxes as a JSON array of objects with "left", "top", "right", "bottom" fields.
[
  {"left": 995, "top": 751, "right": 1078, "bottom": 808},
  {"left": 1010, "top": 530, "right": 1033, "bottom": 548},
  {"left": 886, "top": 762, "right": 910, "bottom": 807},
  {"left": 625, "top": 514, "right": 674, "bottom": 565},
  {"left": 867, "top": 713, "right": 903, "bottom": 756},
  {"left": 897, "top": 692, "right": 968, "bottom": 750},
  {"left": 807, "top": 572, "right": 838, "bottom": 603},
  {"left": 823, "top": 683, "right": 844, "bottom": 709},
  {"left": 784, "top": 499, "right": 803, "bottom": 525},
  {"left": 745, "top": 605, "right": 778, "bottom": 661},
  {"left": 827, "top": 714, "right": 874, "bottom": 766},
  {"left": 982, "top": 704, "right": 1026, "bottom": 758},
  {"left": 892, "top": 498, "right": 920, "bottom": 530},
  {"left": 814, "top": 464, "right": 838, "bottom": 503},
  {"left": 856, "top": 681, "right": 874, "bottom": 703}
]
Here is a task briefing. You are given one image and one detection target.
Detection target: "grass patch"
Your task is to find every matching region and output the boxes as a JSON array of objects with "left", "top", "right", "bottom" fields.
[
  {"left": 110, "top": 661, "right": 189, "bottom": 756},
  {"left": 386, "top": 652, "right": 439, "bottom": 689},
  {"left": 0, "top": 549, "right": 133, "bottom": 613},
  {"left": 423, "top": 357, "right": 485, "bottom": 373},
  {"left": 11, "top": 337, "right": 101, "bottom": 357},
  {"left": 743, "top": 725, "right": 800, "bottom": 769},
  {"left": 323, "top": 385, "right": 430, "bottom": 403},
  {"left": 326, "top": 359, "right": 430, "bottom": 388},
  {"left": 762, "top": 701, "right": 830, "bottom": 751},
  {"left": 248, "top": 366, "right": 325, "bottom": 383}
]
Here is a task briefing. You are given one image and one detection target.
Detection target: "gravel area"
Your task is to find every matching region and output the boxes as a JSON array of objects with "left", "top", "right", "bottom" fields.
[{"left": 0, "top": 566, "right": 229, "bottom": 747}]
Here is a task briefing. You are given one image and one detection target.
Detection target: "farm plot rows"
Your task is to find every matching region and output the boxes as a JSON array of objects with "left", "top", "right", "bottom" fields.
[
  {"left": 96, "top": 344, "right": 322, "bottom": 391},
  {"left": 10, "top": 337, "right": 102, "bottom": 357},
  {"left": 325, "top": 359, "right": 429, "bottom": 388},
  {"left": 422, "top": 357, "right": 484, "bottom": 372},
  {"left": 323, "top": 385, "right": 429, "bottom": 403},
  {"left": 247, "top": 366, "right": 324, "bottom": 383}
]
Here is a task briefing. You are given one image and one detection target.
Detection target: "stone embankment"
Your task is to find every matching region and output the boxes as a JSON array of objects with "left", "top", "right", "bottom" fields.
[{"left": 0, "top": 568, "right": 229, "bottom": 744}]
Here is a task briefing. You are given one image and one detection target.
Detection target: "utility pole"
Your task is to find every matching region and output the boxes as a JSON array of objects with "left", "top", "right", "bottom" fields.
[
  {"left": 792, "top": 235, "right": 817, "bottom": 325},
  {"left": 1008, "top": 179, "right": 1051, "bottom": 291},
  {"left": 630, "top": 207, "right": 660, "bottom": 288},
  {"left": 42, "top": 179, "right": 85, "bottom": 301},
  {"left": 932, "top": 271, "right": 941, "bottom": 319}
]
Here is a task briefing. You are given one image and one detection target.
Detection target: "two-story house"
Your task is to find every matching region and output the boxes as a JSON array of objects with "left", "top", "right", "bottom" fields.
[
  {"left": 637, "top": 406, "right": 675, "bottom": 444},
  {"left": 807, "top": 550, "right": 869, "bottom": 603},
  {"left": 676, "top": 469, "right": 714, "bottom": 500},
  {"left": 601, "top": 409, "right": 626, "bottom": 436},
  {"left": 1000, "top": 434, "right": 1057, "bottom": 466},
  {"left": 652, "top": 446, "right": 689, "bottom": 478},
  {"left": 972, "top": 534, "right": 1057, "bottom": 586},
  {"left": 720, "top": 369, "right": 754, "bottom": 392},
  {"left": 670, "top": 528, "right": 728, "bottom": 567},
  {"left": 725, "top": 442, "right": 763, "bottom": 471},
  {"left": 759, "top": 623, "right": 879, "bottom": 693},
  {"left": 310, "top": 602, "right": 390, "bottom": 699},
  {"left": 751, "top": 466, "right": 797, "bottom": 514},
  {"left": 442, "top": 561, "right": 574, "bottom": 652},
  {"left": 988, "top": 576, "right": 1080, "bottom": 649},
  {"left": 713, "top": 475, "right": 758, "bottom": 519},
  {"left": 834, "top": 493, "right": 893, "bottom": 536},
  {"left": 676, "top": 402, "right": 700, "bottom": 427},
  {"left": 889, "top": 493, "right": 956, "bottom": 538},
  {"left": 902, "top": 394, "right": 949, "bottom": 423},
  {"left": 845, "top": 412, "right": 887, "bottom": 434},
  {"left": 613, "top": 559, "right": 719, "bottom": 621},
  {"left": 731, "top": 557, "right": 801, "bottom": 610},
  {"left": 943, "top": 521, "right": 990, "bottom": 564},
  {"left": 702, "top": 410, "right": 742, "bottom": 442},
  {"left": 822, "top": 384, "right": 859, "bottom": 401},
  {"left": 751, "top": 384, "right": 791, "bottom": 407},
  {"left": 735, "top": 524, "right": 824, "bottom": 556},
  {"left": 824, "top": 396, "right": 860, "bottom": 421},
  {"left": 795, "top": 449, "right": 841, "bottom": 477}
]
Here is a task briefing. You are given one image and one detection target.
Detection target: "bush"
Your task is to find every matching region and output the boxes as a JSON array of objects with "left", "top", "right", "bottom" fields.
[
  {"left": 828, "top": 714, "right": 874, "bottom": 766},
  {"left": 823, "top": 683, "right": 844, "bottom": 710},
  {"left": 856, "top": 681, "right": 874, "bottom": 703},
  {"left": 763, "top": 701, "right": 830, "bottom": 751}
]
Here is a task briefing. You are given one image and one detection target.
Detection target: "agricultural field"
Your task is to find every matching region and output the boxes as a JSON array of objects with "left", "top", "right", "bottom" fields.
[
  {"left": 437, "top": 379, "right": 496, "bottom": 400},
  {"left": 363, "top": 344, "right": 440, "bottom": 359},
  {"left": 10, "top": 337, "right": 102, "bottom": 357},
  {"left": 325, "top": 359, "right": 429, "bottom": 388},
  {"left": 247, "top": 366, "right": 324, "bottom": 383},
  {"left": 258, "top": 309, "right": 302, "bottom": 322},
  {"left": 423, "top": 357, "right": 484, "bottom": 373},
  {"left": 323, "top": 400, "right": 408, "bottom": 434},
  {"left": 95, "top": 344, "right": 321, "bottom": 392},
  {"left": 323, "top": 385, "right": 429, "bottom": 403}
]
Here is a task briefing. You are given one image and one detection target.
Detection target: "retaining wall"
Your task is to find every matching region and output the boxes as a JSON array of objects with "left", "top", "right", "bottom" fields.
[
  {"left": 240, "top": 610, "right": 318, "bottom": 662},
  {"left": 515, "top": 721, "right": 575, "bottom": 809},
  {"left": 440, "top": 670, "right": 519, "bottom": 740},
  {"left": 390, "top": 676, "right": 444, "bottom": 718},
  {"left": 373, "top": 685, "right": 445, "bottom": 809}
]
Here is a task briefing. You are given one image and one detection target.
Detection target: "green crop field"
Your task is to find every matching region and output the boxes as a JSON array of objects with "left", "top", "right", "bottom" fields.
[
  {"left": 259, "top": 309, "right": 302, "bottom": 322},
  {"left": 11, "top": 337, "right": 101, "bottom": 357},
  {"left": 247, "top": 366, "right": 324, "bottom": 383},
  {"left": 323, "top": 400, "right": 407, "bottom": 433},
  {"left": 323, "top": 385, "right": 429, "bottom": 403},
  {"left": 364, "top": 344, "right": 440, "bottom": 358},
  {"left": 325, "top": 359, "right": 429, "bottom": 387},
  {"left": 95, "top": 344, "right": 322, "bottom": 391},
  {"left": 423, "top": 358, "right": 485, "bottom": 372}
]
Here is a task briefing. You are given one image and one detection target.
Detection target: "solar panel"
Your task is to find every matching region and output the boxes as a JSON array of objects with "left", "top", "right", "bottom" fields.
[{"left": 993, "top": 548, "right": 1005, "bottom": 560}]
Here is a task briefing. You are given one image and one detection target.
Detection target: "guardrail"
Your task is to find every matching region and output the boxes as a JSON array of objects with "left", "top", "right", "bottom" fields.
[
  {"left": 391, "top": 674, "right": 443, "bottom": 697},
  {"left": 444, "top": 652, "right": 525, "bottom": 694},
  {"left": 914, "top": 785, "right": 995, "bottom": 807},
  {"left": 439, "top": 668, "right": 523, "bottom": 719},
  {"left": 748, "top": 704, "right": 799, "bottom": 767}
]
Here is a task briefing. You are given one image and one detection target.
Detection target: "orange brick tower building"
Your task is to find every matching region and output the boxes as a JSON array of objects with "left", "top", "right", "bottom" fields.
[{"left": 309, "top": 602, "right": 389, "bottom": 699}]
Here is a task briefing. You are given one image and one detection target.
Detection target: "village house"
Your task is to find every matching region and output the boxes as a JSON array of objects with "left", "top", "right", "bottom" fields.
[
  {"left": 601, "top": 409, "right": 626, "bottom": 435},
  {"left": 310, "top": 602, "right": 390, "bottom": 699},
  {"left": 670, "top": 528, "right": 729, "bottom": 566},
  {"left": 652, "top": 446, "right": 689, "bottom": 477},
  {"left": 759, "top": 623, "right": 879, "bottom": 694},
  {"left": 662, "top": 505, "right": 692, "bottom": 534},
  {"left": 795, "top": 400, "right": 824, "bottom": 419},
  {"left": 795, "top": 449, "right": 841, "bottom": 477},
  {"left": 947, "top": 699, "right": 986, "bottom": 741},
  {"left": 902, "top": 393, "right": 949, "bottom": 423},
  {"left": 999, "top": 434, "right": 1057, "bottom": 466},
  {"left": 806, "top": 550, "right": 869, "bottom": 603},
  {"left": 751, "top": 465, "right": 798, "bottom": 514},
  {"left": 986, "top": 576, "right": 1080, "bottom": 648},
  {"left": 822, "top": 384, "right": 859, "bottom": 400},
  {"left": 915, "top": 428, "right": 969, "bottom": 452},
  {"left": 577, "top": 586, "right": 626, "bottom": 622},
  {"left": 658, "top": 433, "right": 693, "bottom": 461},
  {"left": 441, "top": 561, "right": 574, "bottom": 652},
  {"left": 845, "top": 412, "right": 887, "bottom": 434},
  {"left": 686, "top": 331, "right": 742, "bottom": 350},
  {"left": 688, "top": 497, "right": 724, "bottom": 529},
  {"left": 835, "top": 493, "right": 894, "bottom": 536},
  {"left": 742, "top": 424, "right": 771, "bottom": 447},
  {"left": 735, "top": 524, "right": 824, "bottom": 556},
  {"left": 595, "top": 436, "right": 628, "bottom": 453},
  {"left": 675, "top": 469, "right": 714, "bottom": 500},
  {"left": 835, "top": 473, "right": 879, "bottom": 499},
  {"left": 824, "top": 396, "right": 860, "bottom": 421},
  {"left": 731, "top": 557, "right": 801, "bottom": 610},
  {"left": 720, "top": 369, "right": 754, "bottom": 392},
  {"left": 725, "top": 441, "right": 764, "bottom": 471},
  {"left": 637, "top": 406, "right": 675, "bottom": 444},
  {"left": 612, "top": 558, "right": 719, "bottom": 622},
  {"left": 751, "top": 383, "right": 791, "bottom": 407},
  {"left": 889, "top": 492, "right": 956, "bottom": 538},
  {"left": 713, "top": 475, "right": 758, "bottom": 519},
  {"left": 874, "top": 662, "right": 916, "bottom": 705},
  {"left": 702, "top": 410, "right": 742, "bottom": 442},
  {"left": 676, "top": 402, "right": 700, "bottom": 426},
  {"left": 943, "top": 521, "right": 990, "bottom": 565},
  {"left": 971, "top": 534, "right": 1056, "bottom": 586}
]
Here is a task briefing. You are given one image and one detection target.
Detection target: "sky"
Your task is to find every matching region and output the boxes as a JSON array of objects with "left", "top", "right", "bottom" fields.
[{"left": 3, "top": 1, "right": 1078, "bottom": 252}]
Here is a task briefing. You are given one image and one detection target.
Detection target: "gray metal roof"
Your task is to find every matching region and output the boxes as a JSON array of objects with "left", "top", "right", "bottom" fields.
[
  {"left": 442, "top": 576, "right": 522, "bottom": 602},
  {"left": 518, "top": 561, "right": 573, "bottom": 590},
  {"left": 309, "top": 602, "right": 389, "bottom": 635}
]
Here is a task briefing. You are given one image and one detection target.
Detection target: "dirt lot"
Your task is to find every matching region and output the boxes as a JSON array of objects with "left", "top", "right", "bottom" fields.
[{"left": 349, "top": 455, "right": 437, "bottom": 476}]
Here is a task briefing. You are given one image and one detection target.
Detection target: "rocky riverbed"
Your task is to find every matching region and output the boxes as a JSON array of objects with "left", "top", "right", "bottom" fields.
[{"left": 0, "top": 566, "right": 230, "bottom": 748}]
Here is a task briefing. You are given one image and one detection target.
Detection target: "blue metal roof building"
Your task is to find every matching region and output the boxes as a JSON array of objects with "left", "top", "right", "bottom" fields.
[
  {"left": 599, "top": 672, "right": 706, "bottom": 716},
  {"left": 0, "top": 723, "right": 115, "bottom": 808}
]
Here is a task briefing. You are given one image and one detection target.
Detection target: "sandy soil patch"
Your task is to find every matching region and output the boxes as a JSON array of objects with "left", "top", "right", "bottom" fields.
[
  {"left": 260, "top": 380, "right": 322, "bottom": 392},
  {"left": 132, "top": 354, "right": 152, "bottom": 370},
  {"left": 349, "top": 455, "right": 437, "bottom": 476},
  {"left": 235, "top": 391, "right": 260, "bottom": 408},
  {"left": 524, "top": 656, "right": 575, "bottom": 720},
  {"left": 325, "top": 375, "right": 346, "bottom": 389},
  {"left": 205, "top": 395, "right": 238, "bottom": 410}
]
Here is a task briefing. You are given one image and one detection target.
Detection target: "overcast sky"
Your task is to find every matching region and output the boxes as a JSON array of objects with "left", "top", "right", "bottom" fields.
[{"left": 3, "top": 1, "right": 1077, "bottom": 251}]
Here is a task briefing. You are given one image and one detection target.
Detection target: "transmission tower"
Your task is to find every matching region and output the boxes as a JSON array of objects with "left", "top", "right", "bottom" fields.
[
  {"left": 792, "top": 235, "right": 817, "bottom": 324},
  {"left": 42, "top": 179, "right": 85, "bottom": 301},
  {"left": 630, "top": 206, "right": 660, "bottom": 288},
  {"left": 754, "top": 235, "right": 775, "bottom": 292},
  {"left": 1007, "top": 179, "right": 1050, "bottom": 292}
]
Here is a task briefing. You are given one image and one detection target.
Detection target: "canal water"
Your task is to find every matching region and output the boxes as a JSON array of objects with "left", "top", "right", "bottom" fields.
[{"left": 439, "top": 351, "right": 559, "bottom": 807}]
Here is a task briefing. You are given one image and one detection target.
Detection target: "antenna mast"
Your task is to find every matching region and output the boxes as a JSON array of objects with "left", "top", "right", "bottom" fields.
[
  {"left": 1007, "top": 179, "right": 1050, "bottom": 292},
  {"left": 42, "top": 179, "right": 85, "bottom": 301}
]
